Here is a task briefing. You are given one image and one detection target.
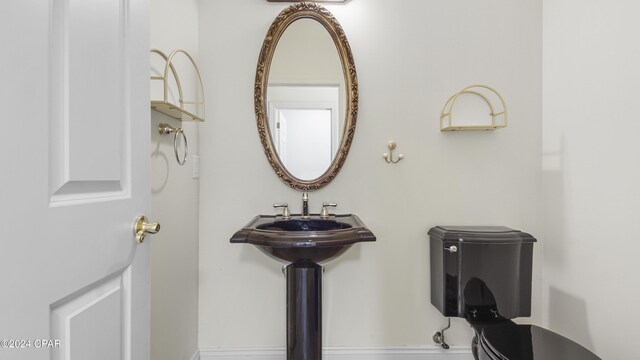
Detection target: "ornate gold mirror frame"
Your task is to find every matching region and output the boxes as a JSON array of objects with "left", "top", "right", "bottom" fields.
[{"left": 255, "top": 2, "right": 358, "bottom": 190}]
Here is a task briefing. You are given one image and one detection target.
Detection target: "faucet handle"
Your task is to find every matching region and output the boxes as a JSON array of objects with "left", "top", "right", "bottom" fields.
[
  {"left": 273, "top": 203, "right": 291, "bottom": 220},
  {"left": 320, "top": 203, "right": 337, "bottom": 219}
]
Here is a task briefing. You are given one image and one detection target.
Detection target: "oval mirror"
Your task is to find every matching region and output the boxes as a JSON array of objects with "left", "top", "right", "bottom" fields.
[{"left": 255, "top": 3, "right": 358, "bottom": 190}]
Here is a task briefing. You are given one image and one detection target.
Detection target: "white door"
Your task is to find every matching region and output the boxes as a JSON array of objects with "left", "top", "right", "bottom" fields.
[
  {"left": 277, "top": 108, "right": 333, "bottom": 180},
  {"left": 1, "top": 1, "right": 151, "bottom": 360}
]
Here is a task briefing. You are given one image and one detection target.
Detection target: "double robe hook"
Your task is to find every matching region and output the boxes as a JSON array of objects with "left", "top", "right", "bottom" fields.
[{"left": 383, "top": 141, "right": 404, "bottom": 164}]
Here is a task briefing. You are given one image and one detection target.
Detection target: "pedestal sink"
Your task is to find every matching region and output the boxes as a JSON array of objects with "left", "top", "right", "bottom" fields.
[{"left": 231, "top": 214, "right": 375, "bottom": 360}]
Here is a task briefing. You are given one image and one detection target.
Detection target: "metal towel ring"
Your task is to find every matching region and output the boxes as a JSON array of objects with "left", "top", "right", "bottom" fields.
[{"left": 158, "top": 123, "right": 188, "bottom": 165}]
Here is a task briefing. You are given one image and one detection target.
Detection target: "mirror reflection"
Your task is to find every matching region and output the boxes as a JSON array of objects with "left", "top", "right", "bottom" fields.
[{"left": 267, "top": 19, "right": 346, "bottom": 181}]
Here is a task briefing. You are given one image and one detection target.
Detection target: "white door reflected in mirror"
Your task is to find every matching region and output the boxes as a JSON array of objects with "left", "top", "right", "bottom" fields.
[
  {"left": 277, "top": 108, "right": 333, "bottom": 179},
  {"left": 268, "top": 85, "right": 339, "bottom": 180}
]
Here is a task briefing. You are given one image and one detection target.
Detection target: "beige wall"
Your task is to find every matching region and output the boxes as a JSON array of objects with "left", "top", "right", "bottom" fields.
[
  {"left": 150, "top": 0, "right": 200, "bottom": 359},
  {"left": 198, "top": 0, "right": 542, "bottom": 349},
  {"left": 542, "top": 0, "right": 640, "bottom": 358},
  {"left": 269, "top": 19, "right": 343, "bottom": 85}
]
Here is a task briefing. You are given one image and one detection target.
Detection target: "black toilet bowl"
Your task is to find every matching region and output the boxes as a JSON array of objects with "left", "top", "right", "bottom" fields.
[{"left": 472, "top": 322, "right": 601, "bottom": 360}]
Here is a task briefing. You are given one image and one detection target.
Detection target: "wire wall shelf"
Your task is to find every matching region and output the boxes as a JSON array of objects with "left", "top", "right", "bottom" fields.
[
  {"left": 150, "top": 49, "right": 205, "bottom": 122},
  {"left": 440, "top": 84, "right": 507, "bottom": 131}
]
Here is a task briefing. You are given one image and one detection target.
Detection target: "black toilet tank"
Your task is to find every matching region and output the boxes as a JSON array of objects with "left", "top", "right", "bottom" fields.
[{"left": 429, "top": 226, "right": 537, "bottom": 321}]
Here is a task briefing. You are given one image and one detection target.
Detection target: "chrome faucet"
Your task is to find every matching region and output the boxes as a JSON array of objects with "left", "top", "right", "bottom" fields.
[
  {"left": 302, "top": 192, "right": 310, "bottom": 219},
  {"left": 273, "top": 203, "right": 291, "bottom": 220},
  {"left": 320, "top": 203, "right": 337, "bottom": 219}
]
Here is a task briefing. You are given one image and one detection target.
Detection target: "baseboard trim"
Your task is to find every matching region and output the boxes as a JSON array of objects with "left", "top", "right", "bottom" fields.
[{"left": 198, "top": 346, "right": 473, "bottom": 359}]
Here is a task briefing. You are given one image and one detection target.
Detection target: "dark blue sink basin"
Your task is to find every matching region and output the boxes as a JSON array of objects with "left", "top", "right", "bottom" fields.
[{"left": 256, "top": 219, "right": 352, "bottom": 232}]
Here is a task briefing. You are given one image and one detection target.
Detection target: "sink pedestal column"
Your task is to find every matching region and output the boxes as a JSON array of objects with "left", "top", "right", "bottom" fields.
[{"left": 286, "top": 261, "right": 322, "bottom": 360}]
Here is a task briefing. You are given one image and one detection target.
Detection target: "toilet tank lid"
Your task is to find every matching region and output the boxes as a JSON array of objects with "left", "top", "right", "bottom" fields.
[{"left": 428, "top": 226, "right": 537, "bottom": 244}]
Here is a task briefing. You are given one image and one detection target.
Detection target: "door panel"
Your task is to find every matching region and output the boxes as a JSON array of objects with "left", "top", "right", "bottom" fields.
[
  {"left": 50, "top": 269, "right": 130, "bottom": 360},
  {"left": 0, "top": 0, "right": 150, "bottom": 359},
  {"left": 50, "top": 0, "right": 130, "bottom": 203}
]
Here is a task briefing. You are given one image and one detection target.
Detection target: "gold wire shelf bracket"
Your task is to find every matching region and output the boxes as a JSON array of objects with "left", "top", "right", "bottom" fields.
[
  {"left": 440, "top": 84, "right": 507, "bottom": 131},
  {"left": 150, "top": 49, "right": 205, "bottom": 122}
]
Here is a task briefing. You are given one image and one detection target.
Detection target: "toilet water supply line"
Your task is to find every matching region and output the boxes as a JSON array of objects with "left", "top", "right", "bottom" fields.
[{"left": 433, "top": 317, "right": 451, "bottom": 350}]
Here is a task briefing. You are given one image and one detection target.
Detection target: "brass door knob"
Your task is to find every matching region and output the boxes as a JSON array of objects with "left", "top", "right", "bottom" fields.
[{"left": 134, "top": 216, "right": 161, "bottom": 243}]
